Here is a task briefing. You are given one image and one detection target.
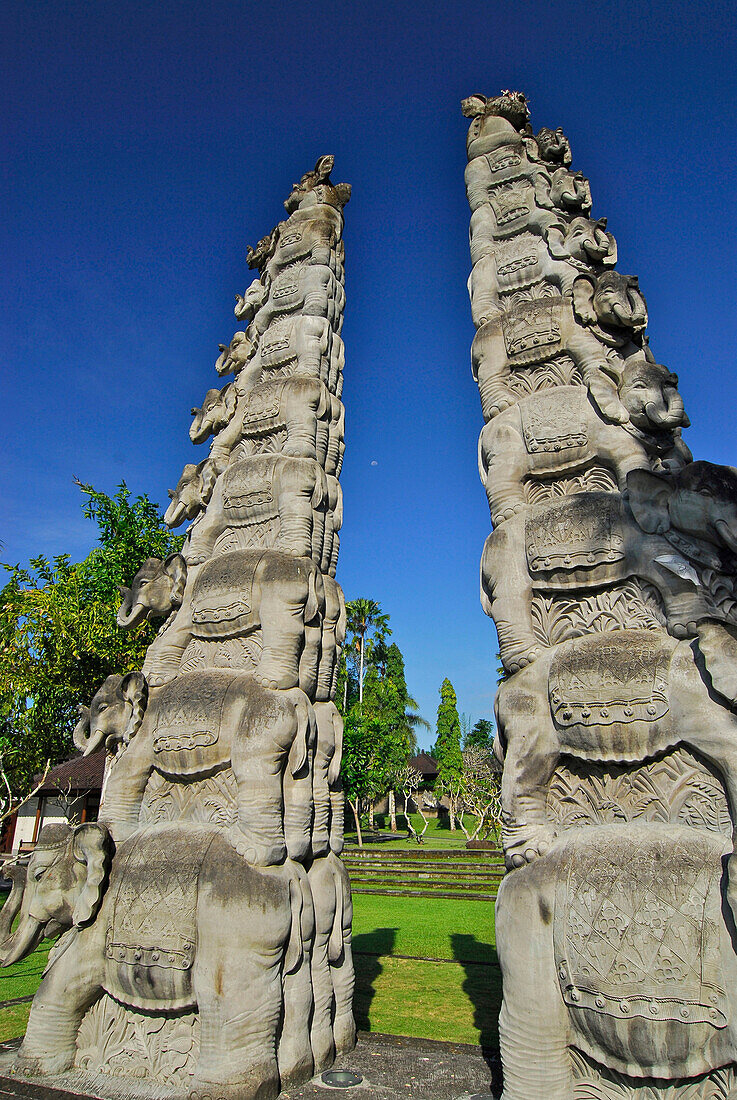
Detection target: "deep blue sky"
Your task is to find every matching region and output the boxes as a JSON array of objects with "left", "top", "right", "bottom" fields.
[{"left": 2, "top": 0, "right": 736, "bottom": 747}]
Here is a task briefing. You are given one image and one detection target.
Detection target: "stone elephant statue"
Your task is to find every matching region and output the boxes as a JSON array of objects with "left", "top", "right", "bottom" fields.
[
  {"left": 478, "top": 370, "right": 690, "bottom": 526},
  {"left": 1, "top": 821, "right": 305, "bottom": 1100},
  {"left": 312, "top": 701, "right": 344, "bottom": 857},
  {"left": 233, "top": 277, "right": 269, "bottom": 325},
  {"left": 164, "top": 459, "right": 218, "bottom": 528},
  {"left": 307, "top": 852, "right": 356, "bottom": 1069},
  {"left": 472, "top": 272, "right": 648, "bottom": 421},
  {"left": 183, "top": 455, "right": 330, "bottom": 567},
  {"left": 253, "top": 265, "right": 345, "bottom": 336},
  {"left": 534, "top": 126, "right": 572, "bottom": 166},
  {"left": 258, "top": 314, "right": 335, "bottom": 390},
  {"left": 468, "top": 220, "right": 617, "bottom": 327},
  {"left": 495, "top": 823, "right": 737, "bottom": 1100},
  {"left": 73, "top": 672, "right": 148, "bottom": 758},
  {"left": 482, "top": 486, "right": 733, "bottom": 674},
  {"left": 235, "top": 377, "right": 343, "bottom": 471},
  {"left": 151, "top": 548, "right": 324, "bottom": 692},
  {"left": 628, "top": 460, "right": 737, "bottom": 560},
  {"left": 117, "top": 552, "right": 187, "bottom": 628},
  {"left": 265, "top": 211, "right": 343, "bottom": 284},
  {"left": 547, "top": 166, "right": 591, "bottom": 215},
  {"left": 461, "top": 90, "right": 532, "bottom": 159},
  {"left": 189, "top": 382, "right": 237, "bottom": 444},
  {"left": 494, "top": 623, "right": 737, "bottom": 875},
  {"left": 96, "top": 669, "right": 316, "bottom": 865},
  {"left": 215, "top": 328, "right": 260, "bottom": 378}
]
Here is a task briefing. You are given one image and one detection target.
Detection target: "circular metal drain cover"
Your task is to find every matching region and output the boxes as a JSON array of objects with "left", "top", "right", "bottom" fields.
[{"left": 321, "top": 1070, "right": 364, "bottom": 1088}]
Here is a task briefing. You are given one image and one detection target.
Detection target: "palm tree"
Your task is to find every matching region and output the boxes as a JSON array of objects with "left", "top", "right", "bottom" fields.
[{"left": 345, "top": 598, "right": 391, "bottom": 705}]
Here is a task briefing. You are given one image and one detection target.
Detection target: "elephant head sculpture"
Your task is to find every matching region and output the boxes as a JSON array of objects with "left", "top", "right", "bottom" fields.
[
  {"left": 165, "top": 459, "right": 217, "bottom": 528},
  {"left": 535, "top": 126, "right": 572, "bottom": 166},
  {"left": 73, "top": 672, "right": 148, "bottom": 757},
  {"left": 628, "top": 461, "right": 737, "bottom": 557},
  {"left": 215, "top": 329, "right": 257, "bottom": 374},
  {"left": 544, "top": 217, "right": 617, "bottom": 267},
  {"left": 549, "top": 168, "right": 592, "bottom": 214},
  {"left": 588, "top": 350, "right": 691, "bottom": 436},
  {"left": 573, "top": 270, "right": 648, "bottom": 338},
  {"left": 0, "top": 823, "right": 110, "bottom": 967},
  {"left": 117, "top": 553, "right": 187, "bottom": 629},
  {"left": 189, "top": 383, "right": 237, "bottom": 444}
]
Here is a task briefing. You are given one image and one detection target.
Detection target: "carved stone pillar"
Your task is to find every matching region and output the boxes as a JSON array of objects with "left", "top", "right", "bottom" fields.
[{"left": 463, "top": 91, "right": 737, "bottom": 1100}]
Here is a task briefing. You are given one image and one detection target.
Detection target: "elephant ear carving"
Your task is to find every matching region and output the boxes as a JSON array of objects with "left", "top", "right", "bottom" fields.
[
  {"left": 588, "top": 365, "right": 628, "bottom": 425},
  {"left": 572, "top": 274, "right": 597, "bottom": 326},
  {"left": 626, "top": 469, "right": 673, "bottom": 534},
  {"left": 71, "top": 824, "right": 110, "bottom": 927},
  {"left": 543, "top": 223, "right": 569, "bottom": 260},
  {"left": 289, "top": 696, "right": 314, "bottom": 778},
  {"left": 696, "top": 621, "right": 737, "bottom": 707},
  {"left": 121, "top": 671, "right": 148, "bottom": 741},
  {"left": 163, "top": 553, "right": 188, "bottom": 606}
]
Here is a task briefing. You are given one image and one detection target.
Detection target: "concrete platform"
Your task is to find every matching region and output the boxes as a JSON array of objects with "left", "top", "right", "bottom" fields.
[{"left": 0, "top": 1032, "right": 499, "bottom": 1100}]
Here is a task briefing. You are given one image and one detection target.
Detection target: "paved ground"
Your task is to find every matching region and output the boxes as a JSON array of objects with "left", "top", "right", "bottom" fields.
[{"left": 0, "top": 1032, "right": 499, "bottom": 1100}]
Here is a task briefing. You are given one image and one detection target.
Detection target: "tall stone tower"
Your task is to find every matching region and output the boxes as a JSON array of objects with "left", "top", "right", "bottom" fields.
[
  {"left": 463, "top": 92, "right": 737, "bottom": 1099},
  {"left": 4, "top": 156, "right": 354, "bottom": 1100}
]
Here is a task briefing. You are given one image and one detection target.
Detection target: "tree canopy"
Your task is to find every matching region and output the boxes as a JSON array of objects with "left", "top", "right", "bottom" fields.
[
  {"left": 433, "top": 677, "right": 464, "bottom": 829},
  {"left": 464, "top": 717, "right": 494, "bottom": 751},
  {"left": 0, "top": 482, "right": 183, "bottom": 791}
]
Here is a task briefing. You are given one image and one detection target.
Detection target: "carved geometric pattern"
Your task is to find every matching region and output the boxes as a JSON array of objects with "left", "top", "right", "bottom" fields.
[
  {"left": 531, "top": 580, "right": 667, "bottom": 646},
  {"left": 140, "top": 767, "right": 237, "bottom": 827},
  {"left": 179, "top": 635, "right": 262, "bottom": 674},
  {"left": 76, "top": 995, "right": 198, "bottom": 1084},
  {"left": 547, "top": 747, "right": 732, "bottom": 837},
  {"left": 526, "top": 465, "right": 618, "bottom": 505}
]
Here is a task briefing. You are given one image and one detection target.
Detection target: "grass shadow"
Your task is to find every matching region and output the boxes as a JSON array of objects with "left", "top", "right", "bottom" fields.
[
  {"left": 352, "top": 926, "right": 397, "bottom": 1032},
  {"left": 451, "top": 932, "right": 503, "bottom": 1093}
]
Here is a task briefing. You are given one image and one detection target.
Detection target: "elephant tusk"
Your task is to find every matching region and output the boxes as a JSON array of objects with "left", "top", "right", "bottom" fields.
[{"left": 0, "top": 917, "right": 43, "bottom": 967}]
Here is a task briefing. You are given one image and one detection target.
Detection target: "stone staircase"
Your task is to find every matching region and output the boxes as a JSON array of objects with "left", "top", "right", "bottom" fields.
[{"left": 342, "top": 847, "right": 505, "bottom": 900}]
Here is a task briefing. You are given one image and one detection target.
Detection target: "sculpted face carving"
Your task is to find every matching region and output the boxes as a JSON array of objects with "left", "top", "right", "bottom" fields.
[
  {"left": 461, "top": 90, "right": 530, "bottom": 131},
  {"left": 535, "top": 126, "right": 572, "bottom": 166},
  {"left": 628, "top": 462, "right": 737, "bottom": 554},
  {"left": 73, "top": 672, "right": 148, "bottom": 757},
  {"left": 545, "top": 217, "right": 617, "bottom": 267},
  {"left": 246, "top": 230, "right": 277, "bottom": 273},
  {"left": 165, "top": 460, "right": 217, "bottom": 527},
  {"left": 0, "top": 823, "right": 111, "bottom": 967},
  {"left": 550, "top": 168, "right": 592, "bottom": 214},
  {"left": 117, "top": 554, "right": 187, "bottom": 629},
  {"left": 616, "top": 354, "right": 689, "bottom": 432},
  {"left": 573, "top": 270, "right": 647, "bottom": 334},
  {"left": 215, "top": 330, "right": 257, "bottom": 374},
  {"left": 190, "top": 384, "right": 237, "bottom": 444}
]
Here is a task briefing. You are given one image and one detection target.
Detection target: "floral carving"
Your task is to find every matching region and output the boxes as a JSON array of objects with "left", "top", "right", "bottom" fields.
[
  {"left": 570, "top": 1049, "right": 737, "bottom": 1100},
  {"left": 506, "top": 355, "right": 584, "bottom": 397},
  {"left": 76, "top": 995, "right": 199, "bottom": 1083},
  {"left": 139, "top": 767, "right": 238, "bottom": 827},
  {"left": 526, "top": 466, "right": 618, "bottom": 506},
  {"left": 548, "top": 747, "right": 731, "bottom": 836}
]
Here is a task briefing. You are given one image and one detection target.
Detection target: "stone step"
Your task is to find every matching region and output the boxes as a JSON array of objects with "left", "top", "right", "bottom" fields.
[{"left": 351, "top": 885, "right": 496, "bottom": 901}]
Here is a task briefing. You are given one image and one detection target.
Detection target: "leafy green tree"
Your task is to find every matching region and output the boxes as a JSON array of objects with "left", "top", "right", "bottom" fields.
[
  {"left": 465, "top": 717, "right": 494, "bottom": 750},
  {"left": 433, "top": 678, "right": 464, "bottom": 830},
  {"left": 344, "top": 598, "right": 391, "bottom": 704},
  {"left": 0, "top": 482, "right": 183, "bottom": 792}
]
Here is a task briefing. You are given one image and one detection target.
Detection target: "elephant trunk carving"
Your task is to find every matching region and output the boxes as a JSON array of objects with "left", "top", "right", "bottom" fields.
[{"left": 0, "top": 864, "right": 27, "bottom": 945}]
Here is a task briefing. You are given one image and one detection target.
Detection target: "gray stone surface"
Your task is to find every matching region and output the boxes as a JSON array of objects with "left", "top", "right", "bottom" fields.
[
  {"left": 0, "top": 1032, "right": 495, "bottom": 1100},
  {"left": 0, "top": 157, "right": 352, "bottom": 1100},
  {"left": 464, "top": 90, "right": 737, "bottom": 1100}
]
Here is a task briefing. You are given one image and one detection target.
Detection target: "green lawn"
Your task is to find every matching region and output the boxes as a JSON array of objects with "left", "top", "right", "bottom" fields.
[{"left": 0, "top": 892, "right": 501, "bottom": 1050}]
